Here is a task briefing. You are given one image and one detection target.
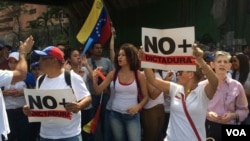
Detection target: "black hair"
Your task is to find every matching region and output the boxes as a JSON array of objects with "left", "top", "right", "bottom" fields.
[
  {"left": 242, "top": 45, "right": 249, "bottom": 52},
  {"left": 232, "top": 53, "right": 249, "bottom": 85}
]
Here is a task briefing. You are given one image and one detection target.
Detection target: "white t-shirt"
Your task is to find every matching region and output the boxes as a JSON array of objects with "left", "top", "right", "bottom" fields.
[
  {"left": 165, "top": 82, "right": 209, "bottom": 141},
  {"left": 38, "top": 70, "right": 90, "bottom": 139},
  {"left": 4, "top": 81, "right": 27, "bottom": 109},
  {"left": 80, "top": 66, "right": 89, "bottom": 83},
  {"left": 0, "top": 70, "right": 13, "bottom": 140}
]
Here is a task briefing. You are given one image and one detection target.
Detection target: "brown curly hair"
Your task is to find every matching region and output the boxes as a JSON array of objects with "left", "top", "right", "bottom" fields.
[{"left": 114, "top": 43, "right": 141, "bottom": 71}]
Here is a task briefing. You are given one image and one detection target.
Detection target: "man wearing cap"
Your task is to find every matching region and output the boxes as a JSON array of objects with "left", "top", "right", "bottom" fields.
[
  {"left": 0, "top": 36, "right": 34, "bottom": 141},
  {"left": 23, "top": 46, "right": 92, "bottom": 141}
]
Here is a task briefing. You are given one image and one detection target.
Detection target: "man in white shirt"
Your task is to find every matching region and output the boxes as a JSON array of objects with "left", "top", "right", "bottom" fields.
[
  {"left": 23, "top": 46, "right": 91, "bottom": 141},
  {"left": 0, "top": 36, "right": 34, "bottom": 141}
]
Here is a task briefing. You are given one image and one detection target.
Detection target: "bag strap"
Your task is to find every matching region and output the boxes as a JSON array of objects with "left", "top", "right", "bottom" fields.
[
  {"left": 134, "top": 70, "right": 140, "bottom": 89},
  {"left": 134, "top": 70, "right": 143, "bottom": 103},
  {"left": 38, "top": 74, "right": 46, "bottom": 88},
  {"left": 181, "top": 95, "right": 201, "bottom": 141},
  {"left": 64, "top": 70, "right": 72, "bottom": 88},
  {"left": 91, "top": 58, "right": 97, "bottom": 69}
]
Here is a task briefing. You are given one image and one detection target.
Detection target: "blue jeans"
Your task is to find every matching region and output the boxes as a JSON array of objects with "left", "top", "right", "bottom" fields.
[
  {"left": 110, "top": 110, "right": 141, "bottom": 141},
  {"left": 40, "top": 134, "right": 82, "bottom": 141},
  {"left": 104, "top": 109, "right": 114, "bottom": 141}
]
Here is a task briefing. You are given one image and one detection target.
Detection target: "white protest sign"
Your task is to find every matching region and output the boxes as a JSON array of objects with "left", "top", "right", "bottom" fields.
[
  {"left": 24, "top": 88, "right": 76, "bottom": 123},
  {"left": 141, "top": 27, "right": 196, "bottom": 71}
]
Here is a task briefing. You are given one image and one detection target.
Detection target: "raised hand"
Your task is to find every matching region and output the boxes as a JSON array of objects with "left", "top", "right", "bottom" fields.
[
  {"left": 192, "top": 43, "right": 203, "bottom": 59},
  {"left": 23, "top": 105, "right": 32, "bottom": 116},
  {"left": 19, "top": 35, "right": 34, "bottom": 55},
  {"left": 138, "top": 46, "right": 144, "bottom": 60},
  {"left": 64, "top": 60, "right": 72, "bottom": 71},
  {"left": 81, "top": 55, "right": 88, "bottom": 66}
]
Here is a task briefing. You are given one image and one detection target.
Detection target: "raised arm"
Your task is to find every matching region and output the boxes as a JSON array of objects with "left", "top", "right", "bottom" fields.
[
  {"left": 147, "top": 81, "right": 163, "bottom": 99},
  {"left": 146, "top": 70, "right": 172, "bottom": 99},
  {"left": 144, "top": 68, "right": 171, "bottom": 93},
  {"left": 109, "top": 27, "right": 116, "bottom": 64},
  {"left": 12, "top": 35, "right": 34, "bottom": 84},
  {"left": 193, "top": 44, "right": 218, "bottom": 99},
  {"left": 81, "top": 55, "right": 93, "bottom": 80}
]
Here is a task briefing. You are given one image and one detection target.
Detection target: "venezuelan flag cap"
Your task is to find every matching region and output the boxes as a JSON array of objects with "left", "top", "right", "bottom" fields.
[{"left": 34, "top": 46, "right": 64, "bottom": 61}]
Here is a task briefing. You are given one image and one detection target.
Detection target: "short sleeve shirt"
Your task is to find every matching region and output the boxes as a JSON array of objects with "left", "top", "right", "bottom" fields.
[{"left": 0, "top": 70, "right": 13, "bottom": 139}]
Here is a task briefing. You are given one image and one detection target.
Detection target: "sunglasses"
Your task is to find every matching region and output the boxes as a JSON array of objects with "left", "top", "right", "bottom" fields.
[{"left": 176, "top": 71, "right": 183, "bottom": 76}]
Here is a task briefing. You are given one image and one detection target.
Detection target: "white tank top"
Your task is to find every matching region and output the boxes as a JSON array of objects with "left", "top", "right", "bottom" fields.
[{"left": 112, "top": 76, "right": 138, "bottom": 113}]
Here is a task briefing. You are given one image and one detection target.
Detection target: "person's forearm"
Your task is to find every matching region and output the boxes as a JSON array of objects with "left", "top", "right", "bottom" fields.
[
  {"left": 236, "top": 109, "right": 248, "bottom": 123},
  {"left": 150, "top": 87, "right": 163, "bottom": 99},
  {"left": 12, "top": 52, "right": 28, "bottom": 83},
  {"left": 12, "top": 35, "right": 34, "bottom": 83},
  {"left": 92, "top": 79, "right": 102, "bottom": 94},
  {"left": 197, "top": 58, "right": 218, "bottom": 99},
  {"left": 109, "top": 34, "right": 115, "bottom": 64},
  {"left": 78, "top": 95, "right": 92, "bottom": 109},
  {"left": 197, "top": 58, "right": 217, "bottom": 86},
  {"left": 18, "top": 52, "right": 28, "bottom": 75}
]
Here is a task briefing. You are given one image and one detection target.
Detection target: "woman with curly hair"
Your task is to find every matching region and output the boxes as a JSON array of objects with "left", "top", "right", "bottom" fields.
[{"left": 92, "top": 43, "right": 148, "bottom": 141}]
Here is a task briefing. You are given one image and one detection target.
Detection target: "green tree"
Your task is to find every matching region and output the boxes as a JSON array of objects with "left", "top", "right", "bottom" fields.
[
  {"left": 37, "top": 9, "right": 53, "bottom": 45},
  {"left": 48, "top": 6, "right": 69, "bottom": 44},
  {"left": 0, "top": 1, "right": 28, "bottom": 46},
  {"left": 26, "top": 20, "right": 44, "bottom": 49}
]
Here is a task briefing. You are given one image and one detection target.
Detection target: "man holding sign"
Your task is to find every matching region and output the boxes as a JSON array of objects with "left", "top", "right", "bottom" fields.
[{"left": 23, "top": 46, "right": 91, "bottom": 141}]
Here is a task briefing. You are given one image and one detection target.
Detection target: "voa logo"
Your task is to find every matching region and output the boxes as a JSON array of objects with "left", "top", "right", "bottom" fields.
[{"left": 226, "top": 129, "right": 246, "bottom": 136}]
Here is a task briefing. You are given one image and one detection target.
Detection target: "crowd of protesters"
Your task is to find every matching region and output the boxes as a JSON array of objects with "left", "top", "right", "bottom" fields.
[{"left": 0, "top": 32, "right": 250, "bottom": 141}]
